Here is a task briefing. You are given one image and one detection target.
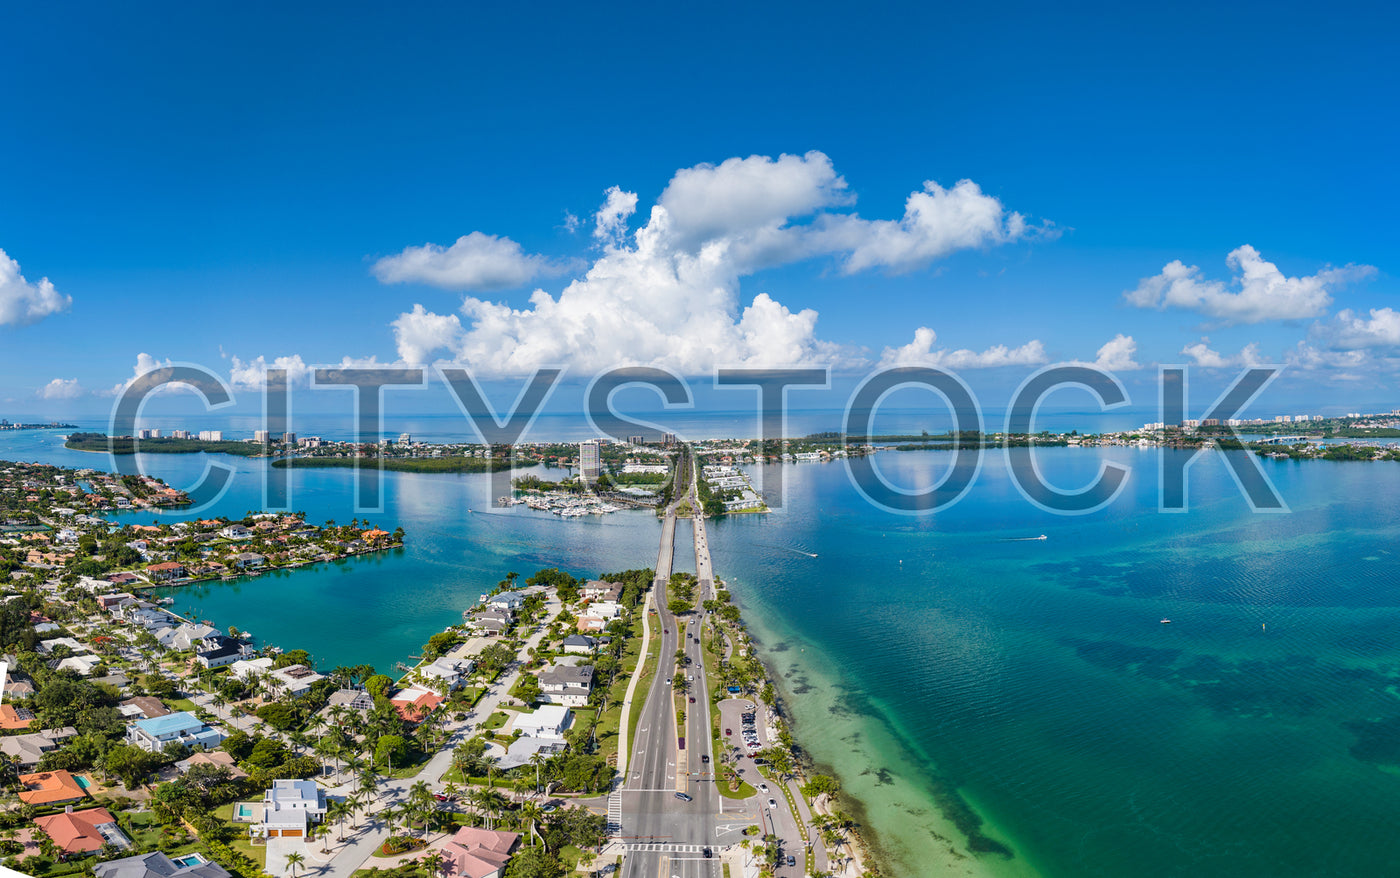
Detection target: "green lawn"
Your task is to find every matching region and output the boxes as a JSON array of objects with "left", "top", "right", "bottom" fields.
[
  {"left": 167, "top": 697, "right": 200, "bottom": 713},
  {"left": 482, "top": 711, "right": 508, "bottom": 730}
]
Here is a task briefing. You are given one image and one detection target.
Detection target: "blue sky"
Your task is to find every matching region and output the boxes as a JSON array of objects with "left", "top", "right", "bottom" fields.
[{"left": 2, "top": 1, "right": 1398, "bottom": 423}]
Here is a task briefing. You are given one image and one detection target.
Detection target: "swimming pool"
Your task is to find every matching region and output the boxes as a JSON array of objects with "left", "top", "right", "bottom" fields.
[
  {"left": 74, "top": 775, "right": 91, "bottom": 790},
  {"left": 173, "top": 856, "right": 204, "bottom": 868},
  {"left": 235, "top": 804, "right": 255, "bottom": 819}
]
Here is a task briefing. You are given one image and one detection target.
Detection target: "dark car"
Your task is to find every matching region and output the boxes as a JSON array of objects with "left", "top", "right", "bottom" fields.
[
  {"left": 725, "top": 728, "right": 732, "bottom": 735},
  {"left": 688, "top": 696, "right": 696, "bottom": 703},
  {"left": 703, "top": 848, "right": 712, "bottom": 858},
  {"left": 786, "top": 855, "right": 796, "bottom": 866},
  {"left": 701, "top": 754, "right": 710, "bottom": 763}
]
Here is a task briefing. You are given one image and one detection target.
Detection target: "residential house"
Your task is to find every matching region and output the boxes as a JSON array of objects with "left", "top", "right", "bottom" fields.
[
  {"left": 512, "top": 705, "right": 571, "bottom": 739},
  {"left": 232, "top": 552, "right": 265, "bottom": 569},
  {"left": 38, "top": 636, "right": 87, "bottom": 655},
  {"left": 268, "top": 664, "right": 324, "bottom": 698},
  {"left": 34, "top": 806, "right": 132, "bottom": 854},
  {"left": 438, "top": 826, "right": 520, "bottom": 878},
  {"left": 154, "top": 623, "right": 222, "bottom": 652},
  {"left": 324, "top": 688, "right": 374, "bottom": 714},
  {"left": 220, "top": 525, "right": 251, "bottom": 540},
  {"left": 54, "top": 654, "right": 103, "bottom": 676},
  {"left": 94, "top": 852, "right": 231, "bottom": 878},
  {"left": 0, "top": 727, "right": 77, "bottom": 770},
  {"left": 537, "top": 663, "right": 593, "bottom": 708},
  {"left": 561, "top": 634, "right": 597, "bottom": 655},
  {"left": 466, "top": 609, "right": 511, "bottom": 635},
  {"left": 119, "top": 697, "right": 171, "bottom": 721},
  {"left": 496, "top": 736, "right": 566, "bottom": 770},
  {"left": 146, "top": 561, "right": 186, "bottom": 582},
  {"left": 0, "top": 704, "right": 37, "bottom": 731},
  {"left": 247, "top": 779, "right": 327, "bottom": 838},
  {"left": 195, "top": 642, "right": 244, "bottom": 669},
  {"left": 229, "top": 657, "right": 274, "bottom": 682},
  {"left": 390, "top": 686, "right": 445, "bottom": 723},
  {"left": 18, "top": 770, "right": 88, "bottom": 806},
  {"left": 580, "top": 580, "right": 622, "bottom": 602},
  {"left": 176, "top": 751, "right": 248, "bottom": 780},
  {"left": 417, "top": 657, "right": 472, "bottom": 696},
  {"left": 126, "top": 712, "right": 225, "bottom": 753},
  {"left": 483, "top": 592, "right": 525, "bottom": 614}
]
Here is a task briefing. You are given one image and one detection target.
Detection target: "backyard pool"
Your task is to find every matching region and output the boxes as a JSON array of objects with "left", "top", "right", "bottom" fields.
[{"left": 74, "top": 775, "right": 92, "bottom": 790}]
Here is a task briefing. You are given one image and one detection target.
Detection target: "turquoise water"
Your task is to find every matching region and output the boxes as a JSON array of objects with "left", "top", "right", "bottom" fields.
[
  {"left": 74, "top": 775, "right": 91, "bottom": 789},
  {"left": 7, "top": 429, "right": 1400, "bottom": 875}
]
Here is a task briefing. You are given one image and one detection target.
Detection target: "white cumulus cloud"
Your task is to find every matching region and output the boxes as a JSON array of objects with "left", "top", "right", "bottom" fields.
[
  {"left": 0, "top": 249, "right": 71, "bottom": 327},
  {"left": 372, "top": 231, "right": 575, "bottom": 292},
  {"left": 1092, "top": 334, "right": 1141, "bottom": 370},
  {"left": 228, "top": 354, "right": 313, "bottom": 389},
  {"left": 878, "top": 326, "right": 1048, "bottom": 369},
  {"left": 1318, "top": 307, "right": 1400, "bottom": 350},
  {"left": 1125, "top": 245, "right": 1374, "bottom": 325},
  {"left": 37, "top": 378, "right": 84, "bottom": 399},
  {"left": 381, "top": 152, "right": 1043, "bottom": 375},
  {"left": 1180, "top": 338, "right": 1265, "bottom": 368}
]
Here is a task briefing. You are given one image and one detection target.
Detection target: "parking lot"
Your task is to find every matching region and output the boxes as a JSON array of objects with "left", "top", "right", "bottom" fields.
[{"left": 717, "top": 697, "right": 768, "bottom": 762}]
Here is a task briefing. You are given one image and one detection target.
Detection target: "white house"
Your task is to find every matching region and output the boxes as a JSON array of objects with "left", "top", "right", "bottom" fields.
[
  {"left": 418, "top": 657, "right": 472, "bottom": 695},
  {"left": 248, "top": 779, "right": 327, "bottom": 839},
  {"left": 537, "top": 664, "right": 593, "bottom": 707},
  {"left": 268, "top": 664, "right": 325, "bottom": 698},
  {"left": 126, "top": 712, "right": 225, "bottom": 752},
  {"left": 513, "top": 705, "right": 571, "bottom": 739},
  {"left": 220, "top": 525, "right": 251, "bottom": 539},
  {"left": 229, "top": 657, "right": 274, "bottom": 681}
]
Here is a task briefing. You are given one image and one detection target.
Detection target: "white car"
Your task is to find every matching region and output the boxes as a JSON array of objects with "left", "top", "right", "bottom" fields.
[
  {"left": 758, "top": 783, "right": 769, "bottom": 793},
  {"left": 767, "top": 798, "right": 777, "bottom": 809}
]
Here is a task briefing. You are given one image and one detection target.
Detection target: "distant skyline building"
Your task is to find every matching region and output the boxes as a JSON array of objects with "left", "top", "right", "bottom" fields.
[
  {"left": 281, "top": 432, "right": 296, "bottom": 445},
  {"left": 253, "top": 430, "right": 269, "bottom": 443},
  {"left": 198, "top": 430, "right": 223, "bottom": 442},
  {"left": 579, "top": 440, "right": 600, "bottom": 482}
]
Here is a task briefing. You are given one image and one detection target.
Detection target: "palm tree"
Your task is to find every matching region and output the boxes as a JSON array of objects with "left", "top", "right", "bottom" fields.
[
  {"left": 419, "top": 850, "right": 445, "bottom": 878},
  {"left": 326, "top": 799, "right": 353, "bottom": 842},
  {"left": 517, "top": 801, "right": 543, "bottom": 847},
  {"left": 283, "top": 851, "right": 305, "bottom": 878}
]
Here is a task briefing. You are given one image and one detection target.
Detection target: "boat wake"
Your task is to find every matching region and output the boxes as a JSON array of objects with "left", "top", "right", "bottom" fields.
[
  {"left": 1002, "top": 534, "right": 1048, "bottom": 542},
  {"left": 769, "top": 544, "right": 819, "bottom": 558}
]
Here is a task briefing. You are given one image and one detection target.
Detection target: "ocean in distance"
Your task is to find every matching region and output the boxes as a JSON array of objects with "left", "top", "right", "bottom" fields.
[{"left": 5, "top": 427, "right": 1400, "bottom": 877}]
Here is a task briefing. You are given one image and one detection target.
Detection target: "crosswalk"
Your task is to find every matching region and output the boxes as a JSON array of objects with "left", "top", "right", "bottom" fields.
[
  {"left": 622, "top": 843, "right": 711, "bottom": 853},
  {"left": 607, "top": 789, "right": 623, "bottom": 837}
]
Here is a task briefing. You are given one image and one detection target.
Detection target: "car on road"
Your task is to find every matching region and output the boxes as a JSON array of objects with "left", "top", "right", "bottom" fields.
[
  {"left": 701, "top": 754, "right": 709, "bottom": 763},
  {"left": 786, "top": 855, "right": 796, "bottom": 866},
  {"left": 758, "top": 783, "right": 769, "bottom": 793},
  {"left": 703, "top": 848, "right": 712, "bottom": 859},
  {"left": 767, "top": 798, "right": 777, "bottom": 808},
  {"left": 725, "top": 728, "right": 731, "bottom": 735},
  {"left": 674, "top": 792, "right": 692, "bottom": 802},
  {"left": 688, "top": 696, "right": 696, "bottom": 703}
]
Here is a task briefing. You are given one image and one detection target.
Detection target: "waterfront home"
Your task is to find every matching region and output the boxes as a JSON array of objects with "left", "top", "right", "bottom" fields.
[
  {"left": 586, "top": 601, "right": 624, "bottom": 620},
  {"left": 268, "top": 664, "right": 325, "bottom": 698},
  {"left": 513, "top": 705, "right": 571, "bottom": 739},
  {"left": 0, "top": 727, "right": 77, "bottom": 769},
  {"left": 418, "top": 656, "right": 473, "bottom": 695},
  {"left": 483, "top": 591, "right": 525, "bottom": 614},
  {"left": 581, "top": 580, "right": 622, "bottom": 602},
  {"left": 18, "top": 769, "right": 87, "bottom": 806},
  {"left": 390, "top": 686, "right": 445, "bottom": 723},
  {"left": 94, "top": 851, "right": 231, "bottom": 878},
  {"left": 232, "top": 552, "right": 266, "bottom": 569},
  {"left": 537, "top": 664, "right": 593, "bottom": 707},
  {"left": 247, "top": 779, "right": 326, "bottom": 838},
  {"left": 437, "top": 826, "right": 520, "bottom": 878},
  {"left": 146, "top": 561, "right": 186, "bottom": 582},
  {"left": 34, "top": 806, "right": 132, "bottom": 854},
  {"left": 562, "top": 634, "right": 598, "bottom": 654},
  {"left": 155, "top": 623, "right": 222, "bottom": 652},
  {"left": 466, "top": 610, "right": 511, "bottom": 635},
  {"left": 126, "top": 712, "right": 224, "bottom": 753},
  {"left": 219, "top": 525, "right": 251, "bottom": 540}
]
